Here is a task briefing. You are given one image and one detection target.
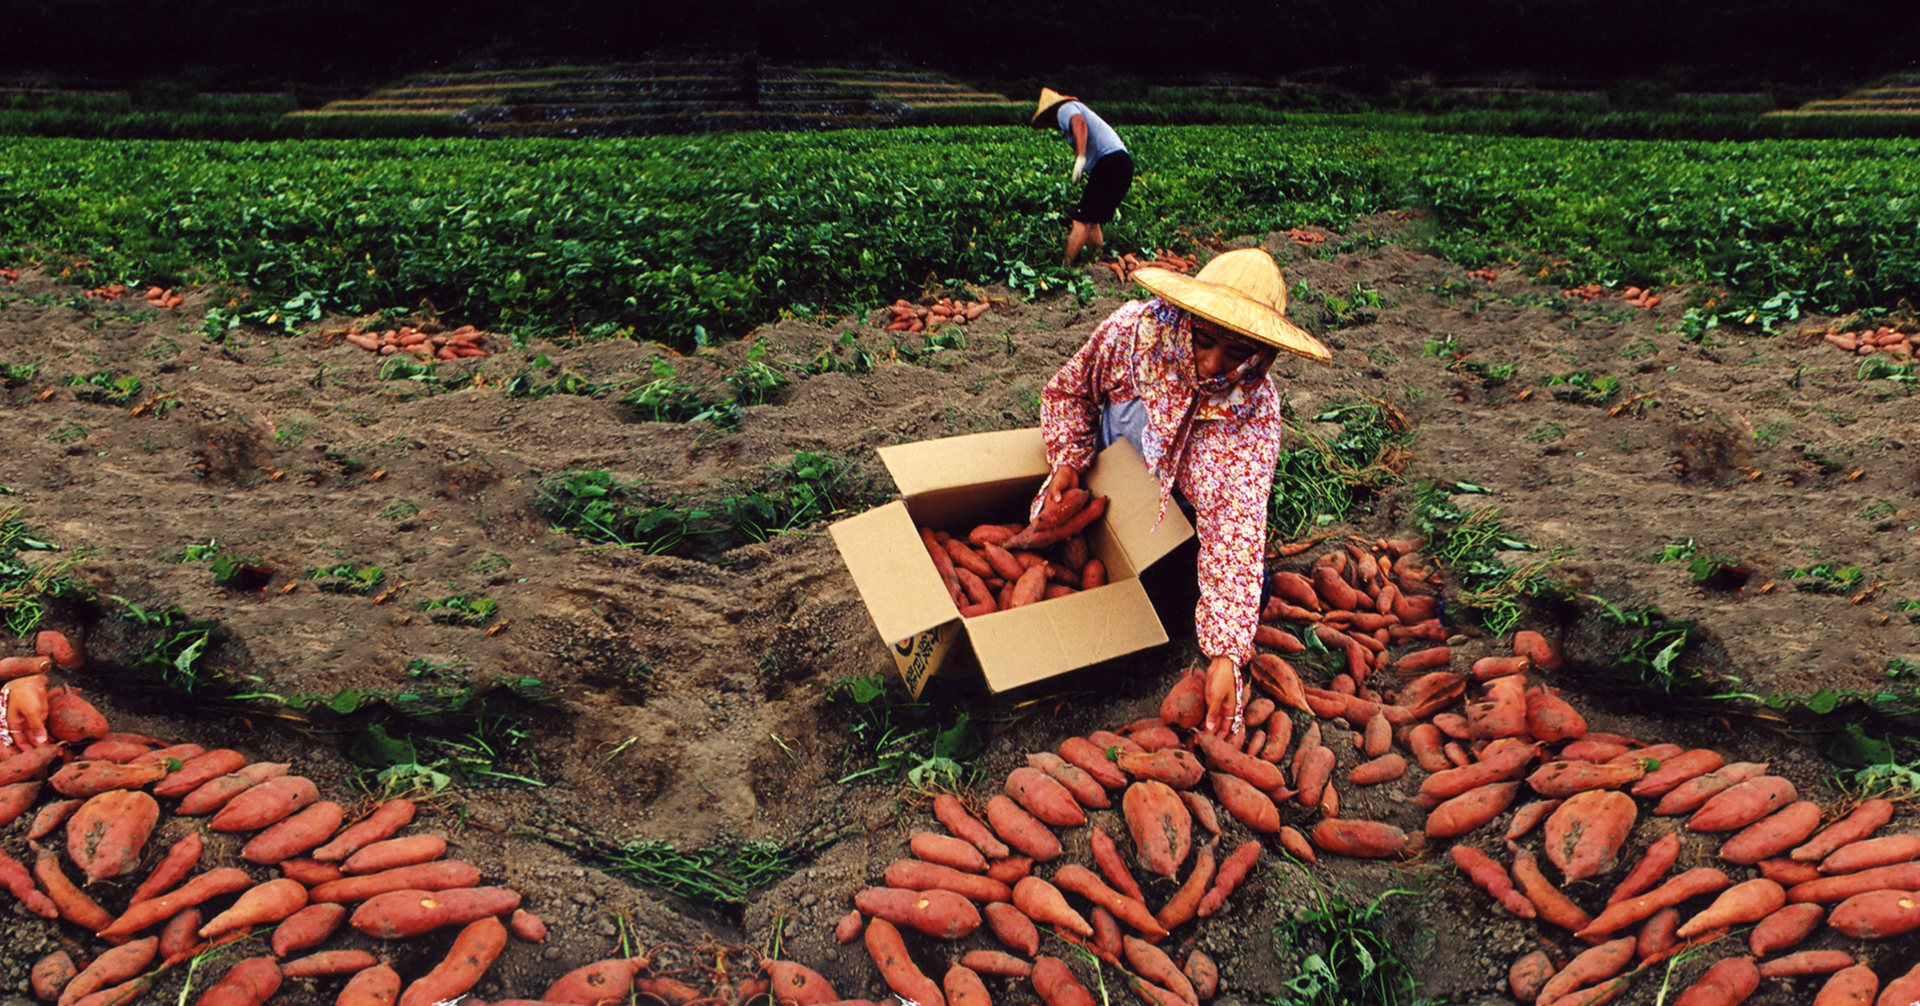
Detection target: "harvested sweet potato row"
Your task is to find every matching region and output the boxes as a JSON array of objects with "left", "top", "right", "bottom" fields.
[
  {"left": 1792, "top": 798, "right": 1895, "bottom": 863},
  {"left": 343, "top": 833, "right": 447, "bottom": 874},
  {"left": 1450, "top": 845, "right": 1534, "bottom": 919},
  {"left": 884, "top": 859, "right": 1010, "bottom": 903},
  {"left": 195, "top": 956, "right": 281, "bottom": 1006},
  {"left": 175, "top": 761, "right": 290, "bottom": 815},
  {"left": 1005, "top": 767, "right": 1086, "bottom": 827},
  {"left": 1027, "top": 751, "right": 1111, "bottom": 809},
  {"left": 59, "top": 937, "right": 159, "bottom": 1006},
  {"left": 1608, "top": 830, "right": 1681, "bottom": 906},
  {"left": 311, "top": 797, "right": 417, "bottom": 862},
  {"left": 308, "top": 860, "right": 484, "bottom": 903},
  {"left": 150, "top": 749, "right": 250, "bottom": 799},
  {"left": 1719, "top": 800, "right": 1823, "bottom": 865},
  {"left": 1153, "top": 841, "right": 1216, "bottom": 932},
  {"left": 1576, "top": 867, "right": 1730, "bottom": 939},
  {"left": 349, "top": 886, "right": 522, "bottom": 939},
  {"left": 855, "top": 886, "right": 981, "bottom": 940},
  {"left": 985, "top": 795, "right": 1061, "bottom": 862},
  {"left": 1050, "top": 863, "right": 1166, "bottom": 937},
  {"left": 282, "top": 950, "right": 380, "bottom": 978},
  {"left": 49, "top": 760, "right": 167, "bottom": 798},
  {"left": 1749, "top": 902, "right": 1824, "bottom": 957},
  {"left": 209, "top": 774, "right": 320, "bottom": 831},
  {"left": 67, "top": 788, "right": 160, "bottom": 885},
  {"left": 242, "top": 800, "right": 347, "bottom": 866},
  {"left": 200, "top": 878, "right": 311, "bottom": 939}
]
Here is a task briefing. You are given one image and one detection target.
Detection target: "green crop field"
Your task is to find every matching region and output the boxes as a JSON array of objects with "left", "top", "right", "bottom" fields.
[{"left": 1, "top": 125, "right": 1914, "bottom": 347}]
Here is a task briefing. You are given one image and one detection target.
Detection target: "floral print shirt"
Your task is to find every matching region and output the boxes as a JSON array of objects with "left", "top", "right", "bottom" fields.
[{"left": 1041, "top": 299, "right": 1283, "bottom": 666}]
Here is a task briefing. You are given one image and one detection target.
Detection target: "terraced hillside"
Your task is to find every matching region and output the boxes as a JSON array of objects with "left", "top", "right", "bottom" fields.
[
  {"left": 1766, "top": 76, "right": 1920, "bottom": 121},
  {"left": 290, "top": 58, "right": 1024, "bottom": 135}
]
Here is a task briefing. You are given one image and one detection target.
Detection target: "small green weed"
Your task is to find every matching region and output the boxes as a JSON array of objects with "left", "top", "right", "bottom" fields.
[
  {"left": 378, "top": 499, "right": 422, "bottom": 520},
  {"left": 544, "top": 833, "right": 817, "bottom": 909},
  {"left": 726, "top": 341, "right": 788, "bottom": 406},
  {"left": 1648, "top": 538, "right": 1751, "bottom": 590},
  {"left": 48, "top": 421, "right": 88, "bottom": 444},
  {"left": 112, "top": 595, "right": 228, "bottom": 695},
  {"left": 1752, "top": 418, "right": 1790, "bottom": 448},
  {"left": 1544, "top": 370, "right": 1620, "bottom": 405},
  {"left": 1408, "top": 483, "right": 1559, "bottom": 636},
  {"left": 620, "top": 358, "right": 739, "bottom": 428},
  {"left": 1784, "top": 563, "right": 1864, "bottom": 594},
  {"left": 1859, "top": 498, "right": 1898, "bottom": 521},
  {"left": 1588, "top": 597, "right": 1698, "bottom": 694},
  {"left": 1273, "top": 880, "right": 1425, "bottom": 1006},
  {"left": 1420, "top": 335, "right": 1460, "bottom": 358},
  {"left": 1620, "top": 337, "right": 1660, "bottom": 360},
  {"left": 829, "top": 673, "right": 983, "bottom": 790},
  {"left": 418, "top": 593, "right": 498, "bottom": 626},
  {"left": 1452, "top": 359, "right": 1517, "bottom": 385},
  {"left": 809, "top": 331, "right": 876, "bottom": 375},
  {"left": 1856, "top": 357, "right": 1916, "bottom": 385},
  {"left": 306, "top": 563, "right": 385, "bottom": 595},
  {"left": 64, "top": 370, "right": 142, "bottom": 405},
  {"left": 2, "top": 362, "right": 37, "bottom": 386},
  {"left": 1524, "top": 421, "right": 1567, "bottom": 443},
  {"left": 1323, "top": 287, "right": 1380, "bottom": 329},
  {"left": 0, "top": 507, "right": 85, "bottom": 635}
]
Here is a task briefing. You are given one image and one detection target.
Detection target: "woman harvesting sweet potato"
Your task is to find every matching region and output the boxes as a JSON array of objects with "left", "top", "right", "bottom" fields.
[{"left": 1039, "top": 248, "right": 1331, "bottom": 736}]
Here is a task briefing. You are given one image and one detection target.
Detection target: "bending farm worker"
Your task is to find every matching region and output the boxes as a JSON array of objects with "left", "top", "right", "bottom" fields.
[
  {"left": 1031, "top": 88, "right": 1134, "bottom": 266},
  {"left": 1037, "top": 249, "right": 1331, "bottom": 734}
]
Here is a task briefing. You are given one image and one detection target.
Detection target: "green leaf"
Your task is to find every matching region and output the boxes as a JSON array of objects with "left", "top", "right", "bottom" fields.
[{"left": 1829, "top": 723, "right": 1893, "bottom": 767}]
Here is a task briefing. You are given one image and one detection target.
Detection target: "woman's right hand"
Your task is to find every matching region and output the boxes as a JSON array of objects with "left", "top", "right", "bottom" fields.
[{"left": 1045, "top": 465, "right": 1078, "bottom": 507}]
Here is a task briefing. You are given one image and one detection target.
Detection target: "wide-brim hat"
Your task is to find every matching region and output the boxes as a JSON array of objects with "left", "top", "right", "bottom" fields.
[
  {"left": 1030, "top": 87, "right": 1076, "bottom": 126},
  {"left": 1132, "top": 249, "right": 1332, "bottom": 363}
]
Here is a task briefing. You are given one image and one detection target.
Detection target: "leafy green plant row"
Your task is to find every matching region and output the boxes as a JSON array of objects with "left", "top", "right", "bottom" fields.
[
  {"left": 1, "top": 126, "right": 1914, "bottom": 351},
  {"left": 1406, "top": 482, "right": 1561, "bottom": 637}
]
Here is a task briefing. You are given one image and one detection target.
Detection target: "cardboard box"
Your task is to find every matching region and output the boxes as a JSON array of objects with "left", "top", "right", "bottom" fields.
[{"left": 830, "top": 428, "right": 1194, "bottom": 697}]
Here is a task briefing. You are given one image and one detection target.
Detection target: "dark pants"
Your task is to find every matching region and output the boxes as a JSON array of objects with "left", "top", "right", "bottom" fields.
[{"left": 1073, "top": 151, "right": 1134, "bottom": 225}]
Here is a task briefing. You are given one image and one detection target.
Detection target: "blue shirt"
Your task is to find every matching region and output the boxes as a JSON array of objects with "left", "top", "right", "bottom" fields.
[{"left": 1051, "top": 101, "right": 1126, "bottom": 171}]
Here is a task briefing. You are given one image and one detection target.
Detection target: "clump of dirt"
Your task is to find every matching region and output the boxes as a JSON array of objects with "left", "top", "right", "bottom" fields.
[{"left": 0, "top": 215, "right": 1914, "bottom": 1004}]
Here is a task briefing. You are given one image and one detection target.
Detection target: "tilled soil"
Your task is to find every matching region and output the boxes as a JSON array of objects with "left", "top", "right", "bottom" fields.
[{"left": 0, "top": 214, "right": 1915, "bottom": 1005}]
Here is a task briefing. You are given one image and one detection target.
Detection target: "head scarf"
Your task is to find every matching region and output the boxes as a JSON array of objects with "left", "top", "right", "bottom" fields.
[{"left": 1127, "top": 298, "right": 1275, "bottom": 515}]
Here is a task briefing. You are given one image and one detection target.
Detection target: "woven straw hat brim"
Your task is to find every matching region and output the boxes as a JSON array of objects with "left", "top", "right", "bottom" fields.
[
  {"left": 1031, "top": 88, "right": 1077, "bottom": 125},
  {"left": 1131, "top": 267, "right": 1332, "bottom": 363}
]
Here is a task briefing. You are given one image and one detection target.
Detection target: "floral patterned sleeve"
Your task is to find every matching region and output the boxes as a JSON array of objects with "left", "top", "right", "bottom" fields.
[
  {"left": 1041, "top": 302, "right": 1143, "bottom": 472},
  {"left": 1176, "top": 400, "right": 1284, "bottom": 666}
]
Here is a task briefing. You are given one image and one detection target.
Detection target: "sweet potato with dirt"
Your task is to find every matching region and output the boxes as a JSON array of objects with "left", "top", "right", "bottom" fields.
[
  {"left": 1527, "top": 760, "right": 1644, "bottom": 799},
  {"left": 1719, "top": 800, "right": 1823, "bottom": 865},
  {"left": 1425, "top": 781, "right": 1520, "bottom": 839},
  {"left": 307, "top": 859, "right": 483, "bottom": 903},
  {"left": 1510, "top": 852, "right": 1590, "bottom": 933},
  {"left": 1508, "top": 950, "right": 1555, "bottom": 1003},
  {"left": 1688, "top": 775, "right": 1797, "bottom": 833},
  {"left": 1028, "top": 752, "right": 1111, "bottom": 810},
  {"left": 1758, "top": 951, "right": 1855, "bottom": 978},
  {"left": 342, "top": 833, "right": 446, "bottom": 874},
  {"left": 199, "top": 878, "right": 309, "bottom": 939},
  {"left": 1513, "top": 630, "right": 1558, "bottom": 670},
  {"left": 1821, "top": 833, "right": 1920, "bottom": 874},
  {"left": 1631, "top": 749, "right": 1725, "bottom": 798},
  {"left": 150, "top": 749, "right": 249, "bottom": 799},
  {"left": 399, "top": 915, "right": 508, "bottom": 1006},
  {"left": 935, "top": 793, "right": 1012, "bottom": 859},
  {"left": 985, "top": 901, "right": 1039, "bottom": 956},
  {"left": 34, "top": 850, "right": 113, "bottom": 932},
  {"left": 943, "top": 964, "right": 991, "bottom": 1006},
  {"left": 911, "top": 831, "right": 989, "bottom": 874},
  {"left": 44, "top": 686, "right": 107, "bottom": 743},
  {"left": 1534, "top": 938, "right": 1636, "bottom": 1006},
  {"left": 1811, "top": 964, "right": 1879, "bottom": 1006},
  {"left": 175, "top": 761, "right": 290, "bottom": 815},
  {"left": 1757, "top": 858, "right": 1821, "bottom": 886},
  {"left": 1159, "top": 668, "right": 1207, "bottom": 729},
  {"left": 196, "top": 957, "right": 281, "bottom": 1006},
  {"left": 32, "top": 950, "right": 77, "bottom": 1003},
  {"left": 541, "top": 958, "right": 643, "bottom": 1005},
  {"left": 884, "top": 859, "right": 1010, "bottom": 903},
  {"left": 1545, "top": 789, "right": 1637, "bottom": 882},
  {"left": 1123, "top": 937, "right": 1198, "bottom": 1004},
  {"left": 1418, "top": 740, "right": 1537, "bottom": 802},
  {"left": 1090, "top": 826, "right": 1145, "bottom": 903},
  {"left": 1608, "top": 831, "right": 1681, "bottom": 905},
  {"left": 1828, "top": 888, "right": 1920, "bottom": 939},
  {"left": 1451, "top": 845, "right": 1535, "bottom": 918},
  {"left": 209, "top": 774, "right": 320, "bottom": 832},
  {"left": 986, "top": 795, "right": 1061, "bottom": 862},
  {"left": 1524, "top": 686, "right": 1586, "bottom": 742},
  {"left": 1194, "top": 731, "right": 1285, "bottom": 792},
  {"left": 281, "top": 950, "right": 380, "bottom": 978},
  {"left": 962, "top": 950, "right": 1033, "bottom": 978},
  {"left": 1407, "top": 724, "right": 1451, "bottom": 773},
  {"left": 0, "top": 749, "right": 59, "bottom": 792},
  {"left": 1576, "top": 867, "right": 1731, "bottom": 939},
  {"left": 1058, "top": 737, "right": 1129, "bottom": 791},
  {"left": 68, "top": 788, "right": 160, "bottom": 885},
  {"left": 350, "top": 886, "right": 522, "bottom": 939},
  {"left": 1291, "top": 745, "right": 1336, "bottom": 808},
  {"left": 1654, "top": 762, "right": 1768, "bottom": 816},
  {"left": 1006, "top": 767, "right": 1087, "bottom": 827},
  {"left": 1197, "top": 840, "right": 1262, "bottom": 918},
  {"left": 867, "top": 918, "right": 946, "bottom": 1006},
  {"left": 1051, "top": 863, "right": 1166, "bottom": 937},
  {"left": 49, "top": 760, "right": 167, "bottom": 798},
  {"left": 58, "top": 937, "right": 157, "bottom": 1006},
  {"left": 1787, "top": 861, "right": 1920, "bottom": 903},
  {"left": 1506, "top": 799, "right": 1562, "bottom": 847},
  {"left": 1310, "top": 820, "right": 1408, "bottom": 859},
  {"left": 1123, "top": 780, "right": 1191, "bottom": 879},
  {"left": 1671, "top": 956, "right": 1758, "bottom": 1006},
  {"left": 338, "top": 964, "right": 404, "bottom": 1006},
  {"left": 855, "top": 886, "right": 982, "bottom": 939},
  {"left": 311, "top": 798, "right": 416, "bottom": 862},
  {"left": 1154, "top": 841, "right": 1216, "bottom": 932},
  {"left": 1748, "top": 902, "right": 1824, "bottom": 957},
  {"left": 507, "top": 908, "right": 544, "bottom": 943},
  {"left": 1009, "top": 875, "right": 1092, "bottom": 936},
  {"left": 1209, "top": 772, "right": 1281, "bottom": 834},
  {"left": 1116, "top": 748, "right": 1206, "bottom": 789},
  {"left": 0, "top": 779, "right": 39, "bottom": 827},
  {"left": 1637, "top": 907, "right": 1681, "bottom": 961},
  {"left": 240, "top": 800, "right": 345, "bottom": 866},
  {"left": 1030, "top": 956, "right": 1094, "bottom": 1006},
  {"left": 1675, "top": 878, "right": 1785, "bottom": 937},
  {"left": 1793, "top": 799, "right": 1894, "bottom": 864}
]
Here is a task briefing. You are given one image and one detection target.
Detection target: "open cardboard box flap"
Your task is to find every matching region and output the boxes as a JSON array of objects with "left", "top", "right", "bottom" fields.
[{"left": 830, "top": 428, "right": 1194, "bottom": 695}]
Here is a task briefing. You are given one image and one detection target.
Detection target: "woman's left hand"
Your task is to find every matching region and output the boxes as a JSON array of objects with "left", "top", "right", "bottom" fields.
[
  {"left": 1201, "top": 656, "right": 1241, "bottom": 736},
  {"left": 0, "top": 673, "right": 50, "bottom": 752}
]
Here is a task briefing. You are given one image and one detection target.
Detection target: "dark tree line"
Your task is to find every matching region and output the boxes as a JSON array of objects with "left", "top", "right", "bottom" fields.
[{"left": 2, "top": 0, "right": 1914, "bottom": 94}]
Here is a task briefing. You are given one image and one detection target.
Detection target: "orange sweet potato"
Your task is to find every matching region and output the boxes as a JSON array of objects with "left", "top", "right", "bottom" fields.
[
  {"left": 1524, "top": 686, "right": 1587, "bottom": 742},
  {"left": 1608, "top": 831, "right": 1681, "bottom": 905},
  {"left": 1028, "top": 751, "right": 1111, "bottom": 810},
  {"left": 1828, "top": 888, "right": 1920, "bottom": 939},
  {"left": 1154, "top": 840, "right": 1216, "bottom": 932},
  {"left": 1180, "top": 789, "right": 1222, "bottom": 836},
  {"left": 1687, "top": 775, "right": 1797, "bottom": 833},
  {"left": 59, "top": 937, "right": 158, "bottom": 1006},
  {"left": 311, "top": 797, "right": 417, "bottom": 862},
  {"left": 1407, "top": 724, "right": 1451, "bottom": 773},
  {"left": 985, "top": 901, "right": 1040, "bottom": 956},
  {"left": 986, "top": 795, "right": 1061, "bottom": 862},
  {"left": 199, "top": 877, "right": 309, "bottom": 939},
  {"left": 1508, "top": 949, "right": 1555, "bottom": 1002},
  {"left": 1248, "top": 653, "right": 1312, "bottom": 715},
  {"left": 1090, "top": 826, "right": 1145, "bottom": 903},
  {"left": 1811, "top": 964, "right": 1880, "bottom": 1005},
  {"left": 1630, "top": 749, "right": 1725, "bottom": 798},
  {"left": 175, "top": 761, "right": 290, "bottom": 815},
  {"left": 1637, "top": 906, "right": 1681, "bottom": 962},
  {"left": 1654, "top": 761, "right": 1768, "bottom": 817},
  {"left": 1006, "top": 767, "right": 1087, "bottom": 827},
  {"left": 68, "top": 789, "right": 160, "bottom": 885},
  {"left": 1533, "top": 937, "right": 1635, "bottom": 1006},
  {"left": 339, "top": 964, "right": 404, "bottom": 1006},
  {"left": 1510, "top": 852, "right": 1590, "bottom": 933},
  {"left": 1197, "top": 840, "right": 1261, "bottom": 918},
  {"left": 1209, "top": 772, "right": 1280, "bottom": 834},
  {"left": 1058, "top": 736, "right": 1129, "bottom": 791},
  {"left": 1425, "top": 781, "right": 1520, "bottom": 839},
  {"left": 1544, "top": 790, "right": 1637, "bottom": 882},
  {"left": 935, "top": 793, "right": 1013, "bottom": 860},
  {"left": 308, "top": 859, "right": 484, "bottom": 903},
  {"left": 1418, "top": 740, "right": 1536, "bottom": 802},
  {"left": 1051, "top": 863, "right": 1167, "bottom": 937},
  {"left": 1124, "top": 937, "right": 1197, "bottom": 1004},
  {"left": 1577, "top": 868, "right": 1732, "bottom": 940},
  {"left": 541, "top": 958, "right": 642, "bottom": 1005},
  {"left": 1471, "top": 656, "right": 1531, "bottom": 682},
  {"left": 884, "top": 859, "right": 1011, "bottom": 903},
  {"left": 281, "top": 950, "right": 380, "bottom": 978},
  {"left": 0, "top": 779, "right": 39, "bottom": 827},
  {"left": 1506, "top": 799, "right": 1562, "bottom": 848},
  {"left": 342, "top": 833, "right": 446, "bottom": 874},
  {"left": 911, "top": 831, "right": 989, "bottom": 873},
  {"left": 943, "top": 964, "right": 990, "bottom": 1006},
  {"left": 1451, "top": 845, "right": 1535, "bottom": 918},
  {"left": 986, "top": 855, "right": 1032, "bottom": 886},
  {"left": 349, "top": 886, "right": 522, "bottom": 940},
  {"left": 854, "top": 886, "right": 982, "bottom": 939},
  {"left": 1675, "top": 877, "right": 1785, "bottom": 937},
  {"left": 1527, "top": 760, "right": 1646, "bottom": 799},
  {"left": 1757, "top": 950, "right": 1855, "bottom": 978},
  {"left": 279, "top": 858, "right": 345, "bottom": 887},
  {"left": 44, "top": 686, "right": 107, "bottom": 743},
  {"left": 1278, "top": 825, "right": 1317, "bottom": 864},
  {"left": 399, "top": 915, "right": 508, "bottom": 1006},
  {"left": 1194, "top": 731, "right": 1286, "bottom": 791},
  {"left": 1291, "top": 745, "right": 1336, "bottom": 808},
  {"left": 1029, "top": 956, "right": 1092, "bottom": 1006},
  {"left": 1310, "top": 819, "right": 1408, "bottom": 859},
  {"left": 196, "top": 957, "right": 281, "bottom": 1006},
  {"left": 1787, "top": 861, "right": 1920, "bottom": 903},
  {"left": 961, "top": 950, "right": 1032, "bottom": 978},
  {"left": 1513, "top": 630, "right": 1558, "bottom": 670},
  {"left": 1117, "top": 747, "right": 1206, "bottom": 789},
  {"left": 1159, "top": 668, "right": 1207, "bottom": 729},
  {"left": 1010, "top": 875, "right": 1092, "bottom": 936},
  {"left": 1718, "top": 800, "right": 1822, "bottom": 865},
  {"left": 209, "top": 774, "right": 320, "bottom": 832},
  {"left": 274, "top": 901, "right": 350, "bottom": 957},
  {"left": 241, "top": 800, "right": 345, "bottom": 866},
  {"left": 1792, "top": 798, "right": 1895, "bottom": 863},
  {"left": 34, "top": 849, "right": 113, "bottom": 932},
  {"left": 1123, "top": 780, "right": 1191, "bottom": 879},
  {"left": 866, "top": 918, "right": 946, "bottom": 1006},
  {"left": 1821, "top": 833, "right": 1920, "bottom": 874},
  {"left": 49, "top": 760, "right": 167, "bottom": 798},
  {"left": 1748, "top": 902, "right": 1824, "bottom": 957},
  {"left": 32, "top": 950, "right": 77, "bottom": 1003},
  {"left": 1671, "top": 956, "right": 1758, "bottom": 1006},
  {"left": 148, "top": 748, "right": 248, "bottom": 799}
]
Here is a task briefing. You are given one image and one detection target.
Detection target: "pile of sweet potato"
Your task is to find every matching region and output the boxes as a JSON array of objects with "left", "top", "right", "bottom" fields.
[
  {"left": 920, "top": 474, "right": 1110, "bottom": 618},
  {"left": 1, "top": 630, "right": 827, "bottom": 1006},
  {"left": 1102, "top": 251, "right": 1195, "bottom": 283},
  {"left": 341, "top": 324, "right": 491, "bottom": 362},
  {"left": 1821, "top": 325, "right": 1918, "bottom": 360},
  {"left": 880, "top": 298, "right": 991, "bottom": 334}
]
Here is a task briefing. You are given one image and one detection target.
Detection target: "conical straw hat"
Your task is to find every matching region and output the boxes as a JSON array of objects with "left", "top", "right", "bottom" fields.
[
  {"left": 1131, "top": 249, "right": 1331, "bottom": 363},
  {"left": 1030, "top": 87, "right": 1077, "bottom": 126}
]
